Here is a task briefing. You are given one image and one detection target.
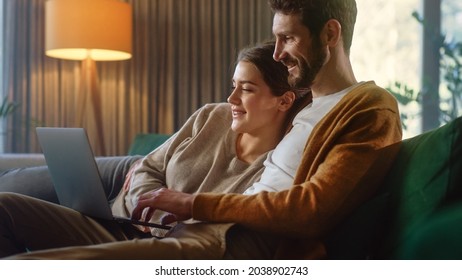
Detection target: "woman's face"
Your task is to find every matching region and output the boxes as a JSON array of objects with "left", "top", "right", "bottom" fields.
[{"left": 228, "top": 61, "right": 284, "bottom": 135}]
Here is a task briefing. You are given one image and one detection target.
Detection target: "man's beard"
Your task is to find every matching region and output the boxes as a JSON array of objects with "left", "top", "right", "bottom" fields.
[{"left": 288, "top": 39, "right": 327, "bottom": 90}]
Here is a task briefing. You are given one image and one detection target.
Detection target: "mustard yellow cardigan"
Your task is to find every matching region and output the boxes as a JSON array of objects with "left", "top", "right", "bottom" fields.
[{"left": 192, "top": 81, "right": 403, "bottom": 259}]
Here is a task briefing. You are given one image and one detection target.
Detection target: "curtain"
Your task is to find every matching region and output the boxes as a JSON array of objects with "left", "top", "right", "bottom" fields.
[{"left": 1, "top": 0, "right": 273, "bottom": 156}]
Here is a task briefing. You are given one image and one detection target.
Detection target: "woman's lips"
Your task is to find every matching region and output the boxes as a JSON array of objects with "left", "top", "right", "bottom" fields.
[{"left": 232, "top": 109, "right": 246, "bottom": 118}]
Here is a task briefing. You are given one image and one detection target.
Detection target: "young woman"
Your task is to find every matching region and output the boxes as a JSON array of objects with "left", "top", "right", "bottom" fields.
[
  {"left": 111, "top": 40, "right": 301, "bottom": 237},
  {"left": 0, "top": 41, "right": 306, "bottom": 259}
]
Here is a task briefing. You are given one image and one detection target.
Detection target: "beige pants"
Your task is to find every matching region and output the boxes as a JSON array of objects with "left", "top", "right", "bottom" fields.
[{"left": 0, "top": 193, "right": 278, "bottom": 259}]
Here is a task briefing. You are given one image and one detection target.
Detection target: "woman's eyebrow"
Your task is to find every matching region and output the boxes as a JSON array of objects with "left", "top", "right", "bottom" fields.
[{"left": 234, "top": 80, "right": 258, "bottom": 86}]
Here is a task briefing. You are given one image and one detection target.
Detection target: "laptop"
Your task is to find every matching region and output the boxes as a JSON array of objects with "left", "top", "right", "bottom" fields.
[{"left": 36, "top": 127, "right": 171, "bottom": 230}]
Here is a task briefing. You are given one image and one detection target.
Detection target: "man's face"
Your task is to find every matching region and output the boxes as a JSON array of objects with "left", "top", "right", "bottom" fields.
[{"left": 272, "top": 13, "right": 327, "bottom": 89}]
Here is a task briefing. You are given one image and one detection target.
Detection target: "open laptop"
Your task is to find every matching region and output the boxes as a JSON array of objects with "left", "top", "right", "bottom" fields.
[{"left": 36, "top": 127, "right": 171, "bottom": 230}]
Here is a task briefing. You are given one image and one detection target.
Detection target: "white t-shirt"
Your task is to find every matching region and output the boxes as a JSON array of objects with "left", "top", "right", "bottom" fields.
[{"left": 244, "top": 83, "right": 363, "bottom": 194}]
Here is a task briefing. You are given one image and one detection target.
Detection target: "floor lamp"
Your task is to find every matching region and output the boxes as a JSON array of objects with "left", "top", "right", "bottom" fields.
[{"left": 45, "top": 0, "right": 132, "bottom": 156}]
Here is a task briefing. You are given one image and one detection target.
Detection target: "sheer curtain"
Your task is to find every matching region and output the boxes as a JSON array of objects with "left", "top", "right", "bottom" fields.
[{"left": 1, "top": 0, "right": 273, "bottom": 156}]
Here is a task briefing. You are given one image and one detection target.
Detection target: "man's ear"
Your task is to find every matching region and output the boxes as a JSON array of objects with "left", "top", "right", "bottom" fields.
[
  {"left": 322, "top": 19, "right": 342, "bottom": 48},
  {"left": 279, "top": 91, "right": 296, "bottom": 112}
]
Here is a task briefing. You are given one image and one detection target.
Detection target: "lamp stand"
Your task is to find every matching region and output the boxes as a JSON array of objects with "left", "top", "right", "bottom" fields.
[{"left": 77, "top": 57, "right": 107, "bottom": 156}]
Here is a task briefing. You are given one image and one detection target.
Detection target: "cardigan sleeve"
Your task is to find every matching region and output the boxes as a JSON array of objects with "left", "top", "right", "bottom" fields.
[{"left": 192, "top": 87, "right": 402, "bottom": 239}]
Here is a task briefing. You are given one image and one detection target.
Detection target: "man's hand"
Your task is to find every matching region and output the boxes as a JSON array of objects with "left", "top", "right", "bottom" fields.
[{"left": 131, "top": 188, "right": 195, "bottom": 224}]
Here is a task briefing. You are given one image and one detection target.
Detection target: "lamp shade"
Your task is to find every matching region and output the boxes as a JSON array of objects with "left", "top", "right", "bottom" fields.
[{"left": 45, "top": 0, "right": 132, "bottom": 61}]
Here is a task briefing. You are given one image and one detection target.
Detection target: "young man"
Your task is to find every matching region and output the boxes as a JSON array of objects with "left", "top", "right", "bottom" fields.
[
  {"left": 3, "top": 0, "right": 402, "bottom": 259},
  {"left": 131, "top": 0, "right": 403, "bottom": 259}
]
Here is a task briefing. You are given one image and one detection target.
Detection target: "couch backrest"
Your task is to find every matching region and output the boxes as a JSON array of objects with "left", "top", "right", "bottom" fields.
[
  {"left": 379, "top": 116, "right": 462, "bottom": 258},
  {"left": 128, "top": 133, "right": 172, "bottom": 156},
  {"left": 325, "top": 116, "right": 462, "bottom": 259}
]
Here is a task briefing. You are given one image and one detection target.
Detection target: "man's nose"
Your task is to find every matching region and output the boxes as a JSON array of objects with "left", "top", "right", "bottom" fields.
[
  {"left": 273, "top": 47, "right": 281, "bottom": 61},
  {"left": 273, "top": 42, "right": 284, "bottom": 62}
]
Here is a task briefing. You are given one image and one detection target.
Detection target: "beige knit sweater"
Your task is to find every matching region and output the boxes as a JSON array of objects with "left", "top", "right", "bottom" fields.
[{"left": 112, "top": 103, "right": 269, "bottom": 235}]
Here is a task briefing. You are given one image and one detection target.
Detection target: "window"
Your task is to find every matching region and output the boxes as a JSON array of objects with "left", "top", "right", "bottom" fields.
[
  {"left": 0, "top": 0, "right": 4, "bottom": 153},
  {"left": 442, "top": 0, "right": 462, "bottom": 41},
  {"left": 440, "top": 0, "right": 462, "bottom": 125},
  {"left": 353, "top": 0, "right": 462, "bottom": 139},
  {"left": 351, "top": 0, "right": 422, "bottom": 138}
]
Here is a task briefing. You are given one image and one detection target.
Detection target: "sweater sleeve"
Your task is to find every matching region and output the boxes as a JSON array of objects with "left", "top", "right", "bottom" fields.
[
  {"left": 125, "top": 105, "right": 210, "bottom": 210},
  {"left": 192, "top": 88, "right": 402, "bottom": 239}
]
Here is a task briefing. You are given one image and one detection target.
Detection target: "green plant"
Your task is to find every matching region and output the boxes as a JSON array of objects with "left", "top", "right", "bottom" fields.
[
  {"left": 387, "top": 81, "right": 420, "bottom": 131},
  {"left": 0, "top": 96, "right": 18, "bottom": 119},
  {"left": 440, "top": 39, "right": 462, "bottom": 123},
  {"left": 387, "top": 11, "right": 462, "bottom": 129}
]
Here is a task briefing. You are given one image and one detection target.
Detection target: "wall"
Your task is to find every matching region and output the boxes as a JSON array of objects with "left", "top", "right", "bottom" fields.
[{"left": 2, "top": 0, "right": 273, "bottom": 155}]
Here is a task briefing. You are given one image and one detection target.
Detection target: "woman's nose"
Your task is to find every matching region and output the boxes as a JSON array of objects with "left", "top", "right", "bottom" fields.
[{"left": 227, "top": 88, "right": 239, "bottom": 104}]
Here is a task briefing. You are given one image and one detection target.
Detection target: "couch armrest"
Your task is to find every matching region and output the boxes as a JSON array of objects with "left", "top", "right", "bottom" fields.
[
  {"left": 0, "top": 155, "right": 142, "bottom": 204},
  {"left": 0, "top": 153, "right": 46, "bottom": 173}
]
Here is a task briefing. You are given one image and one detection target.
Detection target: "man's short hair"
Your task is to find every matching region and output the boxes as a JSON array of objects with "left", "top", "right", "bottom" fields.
[{"left": 269, "top": 0, "right": 357, "bottom": 52}]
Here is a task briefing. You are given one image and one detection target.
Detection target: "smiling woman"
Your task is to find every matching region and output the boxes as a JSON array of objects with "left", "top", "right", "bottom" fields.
[
  {"left": 0, "top": 41, "right": 306, "bottom": 259},
  {"left": 229, "top": 61, "right": 293, "bottom": 163},
  {"left": 121, "top": 41, "right": 303, "bottom": 231},
  {"left": 228, "top": 43, "right": 298, "bottom": 163}
]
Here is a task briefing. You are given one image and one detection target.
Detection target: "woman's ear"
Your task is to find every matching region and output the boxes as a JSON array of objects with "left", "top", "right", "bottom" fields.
[{"left": 279, "top": 91, "right": 296, "bottom": 112}]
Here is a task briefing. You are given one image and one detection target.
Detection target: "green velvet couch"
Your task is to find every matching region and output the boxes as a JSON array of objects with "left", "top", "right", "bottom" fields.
[
  {"left": 0, "top": 117, "right": 461, "bottom": 259},
  {"left": 326, "top": 116, "right": 462, "bottom": 259}
]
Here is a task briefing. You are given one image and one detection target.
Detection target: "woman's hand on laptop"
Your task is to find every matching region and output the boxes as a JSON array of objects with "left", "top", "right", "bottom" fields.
[{"left": 131, "top": 188, "right": 194, "bottom": 224}]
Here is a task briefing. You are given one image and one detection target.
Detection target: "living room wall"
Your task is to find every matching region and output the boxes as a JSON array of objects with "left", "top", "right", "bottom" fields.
[{"left": 1, "top": 0, "right": 273, "bottom": 156}]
